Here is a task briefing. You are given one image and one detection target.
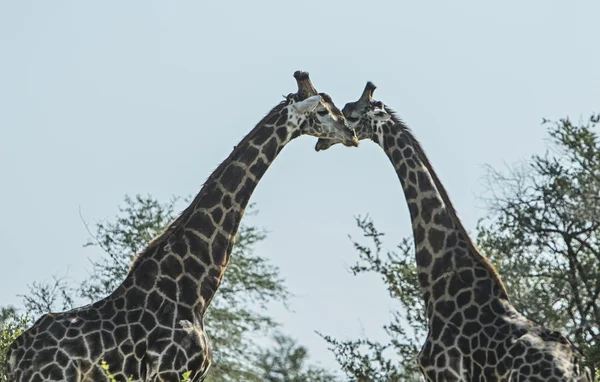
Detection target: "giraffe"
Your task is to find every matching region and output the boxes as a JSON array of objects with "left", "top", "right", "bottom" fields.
[
  {"left": 316, "top": 83, "right": 593, "bottom": 381},
  {"left": 5, "top": 71, "right": 358, "bottom": 382}
]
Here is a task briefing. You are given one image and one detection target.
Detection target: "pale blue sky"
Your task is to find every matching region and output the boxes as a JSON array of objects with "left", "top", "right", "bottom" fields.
[{"left": 1, "top": 0, "right": 599, "bottom": 373}]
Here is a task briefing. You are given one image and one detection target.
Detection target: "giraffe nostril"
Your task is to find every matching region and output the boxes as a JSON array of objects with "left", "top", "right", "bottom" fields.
[{"left": 346, "top": 134, "right": 359, "bottom": 147}]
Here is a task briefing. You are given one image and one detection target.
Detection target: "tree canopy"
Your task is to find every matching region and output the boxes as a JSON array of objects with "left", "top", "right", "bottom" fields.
[
  {"left": 1, "top": 197, "right": 336, "bottom": 381},
  {"left": 325, "top": 115, "right": 600, "bottom": 380}
]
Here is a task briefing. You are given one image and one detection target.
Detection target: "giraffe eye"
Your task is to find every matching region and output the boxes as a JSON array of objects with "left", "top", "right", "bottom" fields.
[
  {"left": 347, "top": 116, "right": 359, "bottom": 122},
  {"left": 317, "top": 110, "right": 329, "bottom": 116}
]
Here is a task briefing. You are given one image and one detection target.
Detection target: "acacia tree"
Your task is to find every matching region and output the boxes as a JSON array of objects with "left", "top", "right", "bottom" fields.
[
  {"left": 321, "top": 217, "right": 425, "bottom": 382},
  {"left": 480, "top": 114, "right": 600, "bottom": 366},
  {"left": 76, "top": 196, "right": 287, "bottom": 381},
  {"left": 6, "top": 196, "right": 333, "bottom": 381},
  {"left": 0, "top": 307, "right": 29, "bottom": 382},
  {"left": 325, "top": 115, "right": 600, "bottom": 380},
  {"left": 257, "top": 333, "right": 338, "bottom": 382}
]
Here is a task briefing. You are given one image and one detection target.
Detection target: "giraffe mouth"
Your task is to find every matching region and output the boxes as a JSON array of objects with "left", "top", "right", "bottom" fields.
[
  {"left": 316, "top": 132, "right": 358, "bottom": 151},
  {"left": 315, "top": 138, "right": 335, "bottom": 152},
  {"left": 345, "top": 135, "right": 360, "bottom": 147}
]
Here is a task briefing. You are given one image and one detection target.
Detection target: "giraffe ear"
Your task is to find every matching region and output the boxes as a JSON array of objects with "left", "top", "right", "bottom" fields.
[{"left": 293, "top": 95, "right": 321, "bottom": 114}]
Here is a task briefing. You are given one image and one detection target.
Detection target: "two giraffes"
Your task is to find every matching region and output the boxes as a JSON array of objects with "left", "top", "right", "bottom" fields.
[{"left": 6, "top": 71, "right": 593, "bottom": 381}]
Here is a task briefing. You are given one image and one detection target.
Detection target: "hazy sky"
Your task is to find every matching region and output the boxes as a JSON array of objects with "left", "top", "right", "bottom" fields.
[{"left": 1, "top": 0, "right": 599, "bottom": 373}]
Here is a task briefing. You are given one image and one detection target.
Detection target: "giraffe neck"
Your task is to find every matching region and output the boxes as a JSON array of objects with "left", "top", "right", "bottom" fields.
[
  {"left": 122, "top": 102, "right": 299, "bottom": 314},
  {"left": 375, "top": 120, "right": 508, "bottom": 311}
]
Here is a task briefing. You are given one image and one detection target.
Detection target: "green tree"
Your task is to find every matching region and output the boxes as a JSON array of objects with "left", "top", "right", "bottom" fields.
[
  {"left": 0, "top": 307, "right": 29, "bottom": 381},
  {"left": 479, "top": 114, "right": 600, "bottom": 367},
  {"left": 257, "top": 333, "right": 339, "bottom": 382},
  {"left": 0, "top": 307, "right": 19, "bottom": 327},
  {"left": 325, "top": 115, "right": 600, "bottom": 380},
  {"left": 12, "top": 195, "right": 332, "bottom": 381},
  {"left": 78, "top": 196, "right": 288, "bottom": 381},
  {"left": 322, "top": 217, "right": 424, "bottom": 382}
]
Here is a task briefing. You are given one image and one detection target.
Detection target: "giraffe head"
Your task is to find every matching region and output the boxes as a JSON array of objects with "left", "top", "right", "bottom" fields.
[
  {"left": 315, "top": 81, "right": 390, "bottom": 151},
  {"left": 289, "top": 71, "right": 358, "bottom": 147}
]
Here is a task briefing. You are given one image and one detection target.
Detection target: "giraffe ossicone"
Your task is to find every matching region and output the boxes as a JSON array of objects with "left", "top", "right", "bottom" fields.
[
  {"left": 5, "top": 71, "right": 357, "bottom": 382},
  {"left": 318, "top": 82, "right": 594, "bottom": 381}
]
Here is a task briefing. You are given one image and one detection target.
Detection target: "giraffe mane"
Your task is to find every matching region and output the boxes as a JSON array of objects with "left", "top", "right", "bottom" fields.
[
  {"left": 385, "top": 106, "right": 509, "bottom": 298},
  {"left": 320, "top": 93, "right": 346, "bottom": 120}
]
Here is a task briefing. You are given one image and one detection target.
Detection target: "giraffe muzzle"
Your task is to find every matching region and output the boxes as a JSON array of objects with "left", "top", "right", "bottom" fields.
[
  {"left": 345, "top": 133, "right": 360, "bottom": 147},
  {"left": 315, "top": 138, "right": 336, "bottom": 151}
]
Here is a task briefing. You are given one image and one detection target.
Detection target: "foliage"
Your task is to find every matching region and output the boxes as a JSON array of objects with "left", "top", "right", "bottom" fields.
[
  {"left": 325, "top": 115, "right": 600, "bottom": 380},
  {"left": 479, "top": 114, "right": 600, "bottom": 367},
  {"left": 20, "top": 276, "right": 74, "bottom": 316},
  {"left": 77, "top": 196, "right": 289, "bottom": 381},
  {"left": 0, "top": 307, "right": 20, "bottom": 327},
  {"left": 101, "top": 360, "right": 131, "bottom": 382},
  {"left": 257, "top": 333, "right": 339, "bottom": 382},
  {"left": 322, "top": 218, "right": 425, "bottom": 382},
  {"left": 9, "top": 195, "right": 333, "bottom": 381},
  {"left": 0, "top": 307, "right": 29, "bottom": 381}
]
